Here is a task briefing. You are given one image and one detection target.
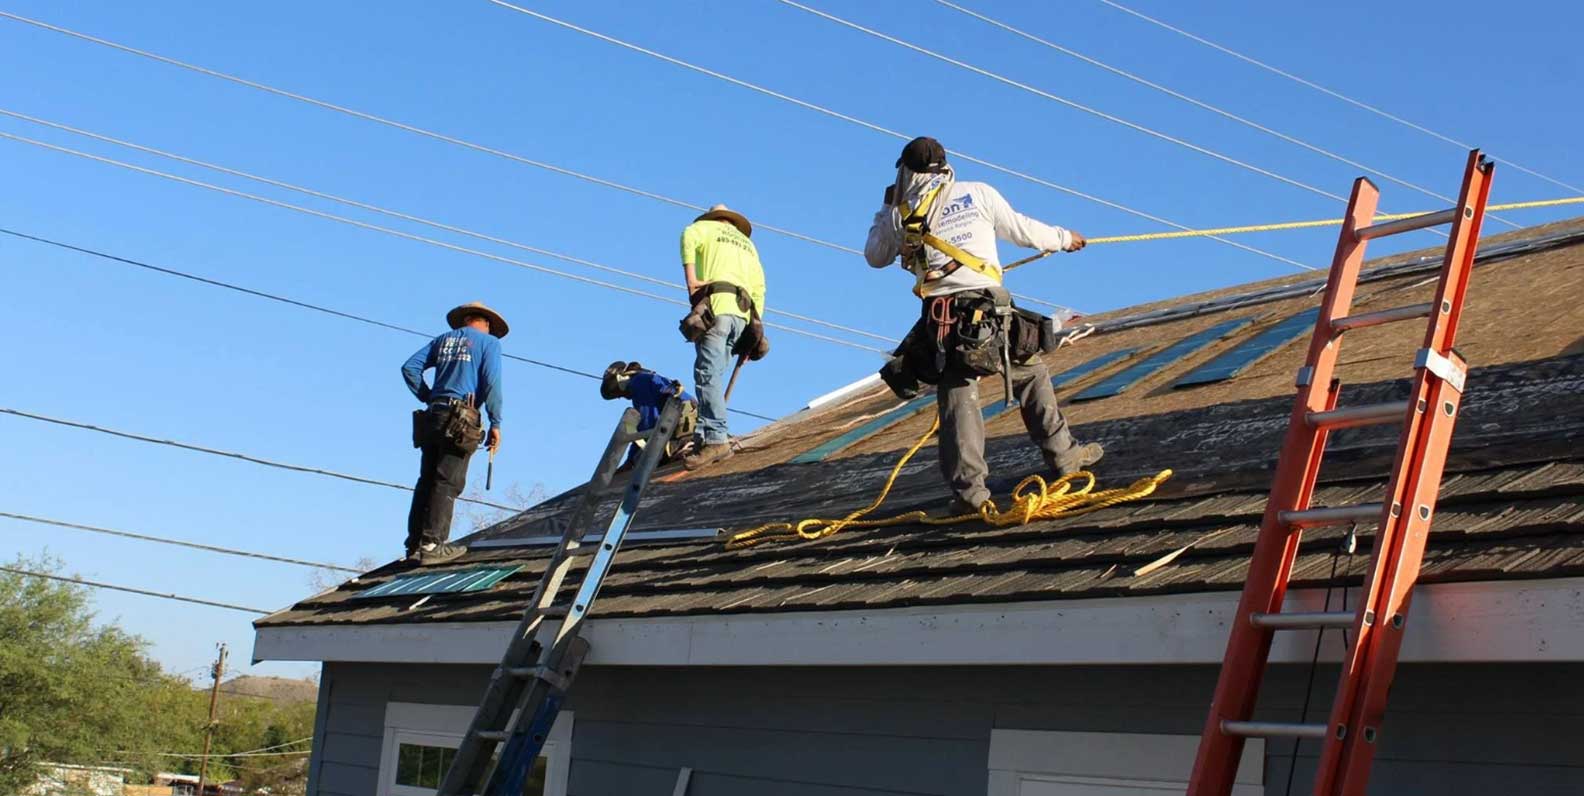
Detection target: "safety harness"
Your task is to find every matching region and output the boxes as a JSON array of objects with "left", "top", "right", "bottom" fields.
[{"left": 898, "top": 183, "right": 1003, "bottom": 297}]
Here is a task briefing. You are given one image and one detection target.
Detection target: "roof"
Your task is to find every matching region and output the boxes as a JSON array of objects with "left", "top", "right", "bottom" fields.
[{"left": 257, "top": 217, "right": 1584, "bottom": 631}]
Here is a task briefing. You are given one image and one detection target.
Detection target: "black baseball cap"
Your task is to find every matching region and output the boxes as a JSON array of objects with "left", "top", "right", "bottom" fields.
[{"left": 896, "top": 136, "right": 948, "bottom": 173}]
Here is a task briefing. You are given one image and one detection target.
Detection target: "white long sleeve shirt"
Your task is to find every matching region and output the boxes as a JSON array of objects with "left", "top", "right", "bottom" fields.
[{"left": 864, "top": 180, "right": 1073, "bottom": 297}]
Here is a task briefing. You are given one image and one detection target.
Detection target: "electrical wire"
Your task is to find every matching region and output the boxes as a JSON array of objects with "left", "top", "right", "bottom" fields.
[
  {"left": 0, "top": 108, "right": 896, "bottom": 344},
  {"left": 0, "top": 407, "right": 522, "bottom": 512},
  {"left": 1093, "top": 0, "right": 1584, "bottom": 196},
  {"left": 0, "top": 227, "right": 778, "bottom": 423},
  {"left": 0, "top": 510, "right": 360, "bottom": 573},
  {"left": 778, "top": 0, "right": 1350, "bottom": 205},
  {"left": 932, "top": 0, "right": 1518, "bottom": 230},
  {"left": 0, "top": 9, "right": 1080, "bottom": 313},
  {"left": 1, "top": 565, "right": 269, "bottom": 614},
  {"left": 0, "top": 131, "right": 888, "bottom": 355},
  {"left": 484, "top": 0, "right": 1317, "bottom": 273}
]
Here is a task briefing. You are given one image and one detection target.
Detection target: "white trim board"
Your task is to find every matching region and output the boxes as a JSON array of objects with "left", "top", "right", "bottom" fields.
[
  {"left": 987, "top": 730, "right": 1262, "bottom": 796},
  {"left": 254, "top": 577, "right": 1584, "bottom": 666}
]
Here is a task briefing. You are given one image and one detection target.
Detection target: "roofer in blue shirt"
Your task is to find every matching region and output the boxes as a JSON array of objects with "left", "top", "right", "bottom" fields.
[
  {"left": 401, "top": 302, "right": 506, "bottom": 566},
  {"left": 600, "top": 361, "right": 699, "bottom": 468}
]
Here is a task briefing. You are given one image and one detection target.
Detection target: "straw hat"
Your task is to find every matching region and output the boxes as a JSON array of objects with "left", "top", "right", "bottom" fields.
[
  {"left": 695, "top": 204, "right": 752, "bottom": 238},
  {"left": 445, "top": 301, "right": 509, "bottom": 339}
]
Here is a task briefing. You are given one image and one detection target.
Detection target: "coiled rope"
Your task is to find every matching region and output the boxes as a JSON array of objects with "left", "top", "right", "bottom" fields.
[{"left": 724, "top": 418, "right": 1172, "bottom": 550}]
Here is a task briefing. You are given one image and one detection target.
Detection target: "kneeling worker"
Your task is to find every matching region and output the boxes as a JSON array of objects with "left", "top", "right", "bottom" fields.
[
  {"left": 864, "top": 137, "right": 1102, "bottom": 513},
  {"left": 400, "top": 301, "right": 505, "bottom": 565},
  {"left": 600, "top": 361, "right": 699, "bottom": 467},
  {"left": 678, "top": 204, "right": 768, "bottom": 471}
]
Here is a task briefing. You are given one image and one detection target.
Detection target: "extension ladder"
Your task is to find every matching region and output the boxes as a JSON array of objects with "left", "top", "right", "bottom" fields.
[
  {"left": 1187, "top": 150, "right": 1494, "bottom": 796},
  {"left": 437, "top": 397, "right": 686, "bottom": 796}
]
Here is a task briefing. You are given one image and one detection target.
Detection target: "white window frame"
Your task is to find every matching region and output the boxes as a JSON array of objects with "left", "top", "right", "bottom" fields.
[
  {"left": 377, "top": 701, "right": 572, "bottom": 796},
  {"left": 987, "top": 730, "right": 1263, "bottom": 796}
]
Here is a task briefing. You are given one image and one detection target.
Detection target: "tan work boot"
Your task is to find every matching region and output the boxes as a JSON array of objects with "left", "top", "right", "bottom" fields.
[
  {"left": 1051, "top": 441, "right": 1105, "bottom": 477},
  {"left": 683, "top": 441, "right": 734, "bottom": 471}
]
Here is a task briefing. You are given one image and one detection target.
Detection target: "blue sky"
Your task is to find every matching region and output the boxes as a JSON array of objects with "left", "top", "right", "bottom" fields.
[{"left": 1, "top": 0, "right": 1578, "bottom": 682}]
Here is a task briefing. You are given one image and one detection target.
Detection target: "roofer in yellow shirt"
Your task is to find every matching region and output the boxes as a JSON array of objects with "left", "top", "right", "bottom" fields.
[{"left": 677, "top": 204, "right": 768, "bottom": 471}]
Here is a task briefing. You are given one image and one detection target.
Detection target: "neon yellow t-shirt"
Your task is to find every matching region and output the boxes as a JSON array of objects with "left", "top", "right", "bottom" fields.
[{"left": 680, "top": 219, "right": 766, "bottom": 321}]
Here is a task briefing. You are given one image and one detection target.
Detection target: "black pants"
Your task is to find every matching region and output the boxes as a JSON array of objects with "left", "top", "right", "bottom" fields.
[{"left": 406, "top": 408, "right": 476, "bottom": 551}]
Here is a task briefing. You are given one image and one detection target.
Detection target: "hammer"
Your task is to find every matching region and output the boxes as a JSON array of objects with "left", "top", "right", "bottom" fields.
[{"left": 723, "top": 353, "right": 750, "bottom": 403}]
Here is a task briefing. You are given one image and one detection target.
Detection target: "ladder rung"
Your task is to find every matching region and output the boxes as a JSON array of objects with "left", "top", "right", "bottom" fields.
[
  {"left": 536, "top": 605, "right": 570, "bottom": 619},
  {"left": 1355, "top": 208, "right": 1457, "bottom": 241},
  {"left": 1279, "top": 503, "right": 1382, "bottom": 528},
  {"left": 1222, "top": 720, "right": 1328, "bottom": 739},
  {"left": 505, "top": 664, "right": 572, "bottom": 691},
  {"left": 1307, "top": 401, "right": 1408, "bottom": 430},
  {"left": 1330, "top": 302, "right": 1433, "bottom": 334},
  {"left": 475, "top": 730, "right": 509, "bottom": 743},
  {"left": 1250, "top": 611, "right": 1354, "bottom": 630}
]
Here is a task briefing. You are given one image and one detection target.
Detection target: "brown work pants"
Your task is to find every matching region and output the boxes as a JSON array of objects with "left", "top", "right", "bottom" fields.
[{"left": 937, "top": 358, "right": 1077, "bottom": 507}]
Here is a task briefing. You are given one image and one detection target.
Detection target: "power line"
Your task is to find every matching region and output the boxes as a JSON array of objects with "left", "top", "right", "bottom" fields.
[
  {"left": 0, "top": 510, "right": 360, "bottom": 573},
  {"left": 0, "top": 407, "right": 522, "bottom": 512},
  {"left": 0, "top": 9, "right": 1077, "bottom": 313},
  {"left": 1, "top": 565, "right": 269, "bottom": 614},
  {"left": 0, "top": 130, "right": 888, "bottom": 355},
  {"left": 933, "top": 0, "right": 1518, "bottom": 230},
  {"left": 0, "top": 108, "right": 895, "bottom": 344},
  {"left": 484, "top": 0, "right": 1317, "bottom": 273},
  {"left": 779, "top": 1, "right": 1357, "bottom": 208},
  {"left": 1093, "top": 0, "right": 1584, "bottom": 196},
  {"left": 0, "top": 227, "right": 777, "bottom": 423}
]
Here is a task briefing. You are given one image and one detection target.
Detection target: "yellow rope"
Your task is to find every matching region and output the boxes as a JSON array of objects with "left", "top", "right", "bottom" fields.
[
  {"left": 724, "top": 418, "right": 1173, "bottom": 550},
  {"left": 1086, "top": 195, "right": 1584, "bottom": 245}
]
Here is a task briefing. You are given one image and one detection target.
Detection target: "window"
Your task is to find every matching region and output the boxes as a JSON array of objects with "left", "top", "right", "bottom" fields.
[
  {"left": 379, "top": 702, "right": 571, "bottom": 796},
  {"left": 987, "top": 730, "right": 1263, "bottom": 796}
]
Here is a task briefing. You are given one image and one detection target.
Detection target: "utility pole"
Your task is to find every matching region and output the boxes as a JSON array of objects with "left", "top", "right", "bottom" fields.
[{"left": 196, "top": 643, "right": 228, "bottom": 796}]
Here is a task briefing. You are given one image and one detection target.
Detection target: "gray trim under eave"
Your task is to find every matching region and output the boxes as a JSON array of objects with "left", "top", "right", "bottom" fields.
[{"left": 253, "top": 576, "right": 1584, "bottom": 666}]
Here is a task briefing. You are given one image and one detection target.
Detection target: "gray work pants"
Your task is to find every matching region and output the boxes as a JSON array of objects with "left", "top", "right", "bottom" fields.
[{"left": 937, "top": 358, "right": 1077, "bottom": 507}]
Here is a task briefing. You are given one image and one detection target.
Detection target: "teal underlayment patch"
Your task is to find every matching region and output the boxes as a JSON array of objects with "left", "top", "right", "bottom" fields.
[
  {"left": 981, "top": 346, "right": 1143, "bottom": 420},
  {"left": 357, "top": 565, "right": 523, "bottom": 599},
  {"left": 791, "top": 393, "right": 939, "bottom": 464},
  {"left": 1070, "top": 317, "right": 1256, "bottom": 402},
  {"left": 1174, "top": 308, "right": 1322, "bottom": 388}
]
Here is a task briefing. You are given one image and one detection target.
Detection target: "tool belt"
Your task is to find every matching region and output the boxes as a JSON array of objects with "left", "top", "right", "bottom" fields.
[
  {"left": 878, "top": 288, "right": 1060, "bottom": 400},
  {"left": 412, "top": 399, "right": 483, "bottom": 452},
  {"left": 678, "top": 281, "right": 770, "bottom": 361}
]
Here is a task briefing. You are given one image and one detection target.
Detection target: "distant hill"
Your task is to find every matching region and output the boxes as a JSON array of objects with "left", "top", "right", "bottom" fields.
[{"left": 215, "top": 675, "right": 319, "bottom": 704}]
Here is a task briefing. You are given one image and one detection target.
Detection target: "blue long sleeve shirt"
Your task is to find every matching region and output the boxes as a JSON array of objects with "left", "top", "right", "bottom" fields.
[
  {"left": 627, "top": 371, "right": 695, "bottom": 432},
  {"left": 402, "top": 328, "right": 503, "bottom": 428}
]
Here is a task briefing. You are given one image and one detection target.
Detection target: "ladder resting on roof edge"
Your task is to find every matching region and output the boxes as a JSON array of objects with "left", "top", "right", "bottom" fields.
[
  {"left": 437, "top": 398, "right": 685, "bottom": 796},
  {"left": 1187, "top": 150, "right": 1494, "bottom": 796}
]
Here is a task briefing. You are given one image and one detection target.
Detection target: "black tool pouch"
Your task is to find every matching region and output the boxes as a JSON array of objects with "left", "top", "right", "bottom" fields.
[
  {"left": 878, "top": 318, "right": 938, "bottom": 399},
  {"left": 441, "top": 404, "right": 484, "bottom": 452},
  {"left": 411, "top": 409, "right": 427, "bottom": 448},
  {"left": 1009, "top": 306, "right": 1058, "bottom": 363},
  {"left": 951, "top": 294, "right": 1005, "bottom": 377}
]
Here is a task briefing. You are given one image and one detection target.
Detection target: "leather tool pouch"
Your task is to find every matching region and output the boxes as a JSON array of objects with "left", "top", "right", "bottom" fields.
[
  {"left": 441, "top": 404, "right": 484, "bottom": 451},
  {"left": 679, "top": 299, "right": 713, "bottom": 343},
  {"left": 951, "top": 293, "right": 1006, "bottom": 377},
  {"left": 732, "top": 318, "right": 771, "bottom": 361},
  {"left": 1009, "top": 306, "right": 1059, "bottom": 363}
]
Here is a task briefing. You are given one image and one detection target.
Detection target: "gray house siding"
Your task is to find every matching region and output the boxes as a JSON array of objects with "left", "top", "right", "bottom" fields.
[{"left": 306, "top": 660, "right": 1584, "bottom": 795}]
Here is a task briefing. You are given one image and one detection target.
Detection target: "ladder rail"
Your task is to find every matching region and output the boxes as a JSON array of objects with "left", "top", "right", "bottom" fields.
[
  {"left": 1319, "top": 152, "right": 1493, "bottom": 796},
  {"left": 437, "top": 399, "right": 684, "bottom": 796},
  {"left": 1186, "top": 175, "right": 1377, "bottom": 796}
]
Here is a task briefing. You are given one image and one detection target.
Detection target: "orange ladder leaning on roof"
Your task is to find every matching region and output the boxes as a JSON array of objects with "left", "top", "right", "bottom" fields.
[{"left": 1186, "top": 150, "right": 1494, "bottom": 796}]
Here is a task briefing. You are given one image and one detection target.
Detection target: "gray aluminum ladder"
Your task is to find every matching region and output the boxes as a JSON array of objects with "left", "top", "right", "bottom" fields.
[{"left": 437, "top": 397, "right": 685, "bottom": 795}]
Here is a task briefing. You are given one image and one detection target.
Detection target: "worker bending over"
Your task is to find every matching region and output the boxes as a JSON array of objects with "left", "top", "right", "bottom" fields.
[
  {"left": 677, "top": 204, "right": 769, "bottom": 471},
  {"left": 600, "top": 361, "right": 699, "bottom": 467},
  {"left": 400, "top": 302, "right": 505, "bottom": 565},
  {"left": 865, "top": 137, "right": 1102, "bottom": 513}
]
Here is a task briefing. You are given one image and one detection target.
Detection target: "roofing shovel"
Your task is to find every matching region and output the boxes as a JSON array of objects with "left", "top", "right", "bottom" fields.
[{"left": 723, "top": 352, "right": 750, "bottom": 403}]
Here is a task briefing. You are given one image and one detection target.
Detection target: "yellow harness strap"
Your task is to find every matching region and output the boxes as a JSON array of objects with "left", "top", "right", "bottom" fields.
[{"left": 898, "top": 185, "right": 1001, "bottom": 297}]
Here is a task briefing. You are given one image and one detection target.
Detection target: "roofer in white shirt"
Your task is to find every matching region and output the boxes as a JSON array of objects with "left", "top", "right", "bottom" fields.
[{"left": 865, "top": 136, "right": 1104, "bottom": 514}]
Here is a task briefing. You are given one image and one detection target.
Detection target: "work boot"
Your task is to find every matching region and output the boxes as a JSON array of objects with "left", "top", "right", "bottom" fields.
[
  {"left": 683, "top": 441, "right": 734, "bottom": 471},
  {"left": 945, "top": 495, "right": 992, "bottom": 516},
  {"left": 415, "top": 542, "right": 467, "bottom": 566},
  {"left": 1050, "top": 441, "right": 1105, "bottom": 478}
]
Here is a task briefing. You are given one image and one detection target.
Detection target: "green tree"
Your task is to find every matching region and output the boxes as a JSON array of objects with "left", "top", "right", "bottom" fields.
[{"left": 0, "top": 556, "right": 202, "bottom": 792}]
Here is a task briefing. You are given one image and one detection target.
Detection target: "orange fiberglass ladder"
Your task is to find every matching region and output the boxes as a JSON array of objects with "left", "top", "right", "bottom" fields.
[{"left": 1186, "top": 150, "right": 1494, "bottom": 796}]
